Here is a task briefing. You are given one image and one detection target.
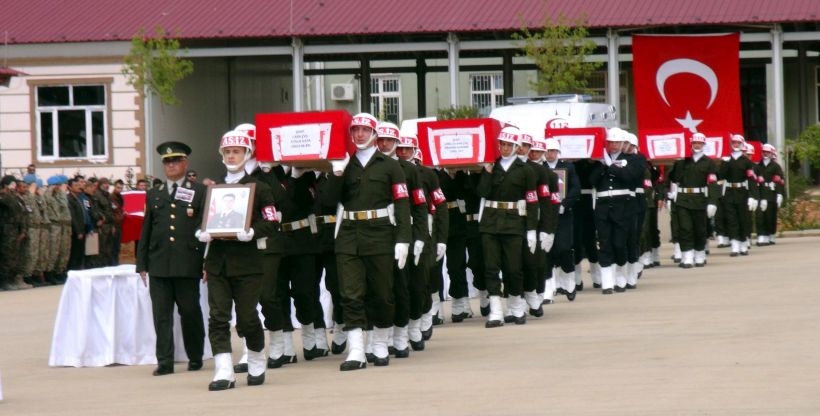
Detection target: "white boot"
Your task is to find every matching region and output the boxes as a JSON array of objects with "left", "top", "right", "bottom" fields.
[
  {"left": 574, "top": 267, "right": 583, "bottom": 286},
  {"left": 640, "top": 251, "right": 652, "bottom": 267},
  {"left": 730, "top": 239, "right": 740, "bottom": 256},
  {"left": 681, "top": 250, "right": 695, "bottom": 268},
  {"left": 741, "top": 239, "right": 750, "bottom": 254},
  {"left": 510, "top": 295, "right": 526, "bottom": 324},
  {"left": 600, "top": 265, "right": 614, "bottom": 292},
  {"left": 234, "top": 342, "right": 249, "bottom": 373},
  {"left": 246, "top": 349, "right": 266, "bottom": 385},
  {"left": 694, "top": 250, "right": 707, "bottom": 266},
  {"left": 283, "top": 331, "right": 295, "bottom": 357},
  {"left": 768, "top": 235, "right": 776, "bottom": 244},
  {"left": 524, "top": 291, "right": 540, "bottom": 311},
  {"left": 339, "top": 328, "right": 366, "bottom": 370},
  {"left": 486, "top": 295, "right": 504, "bottom": 327},
  {"left": 673, "top": 243, "right": 682, "bottom": 262},
  {"left": 460, "top": 297, "right": 474, "bottom": 318},
  {"left": 301, "top": 323, "right": 316, "bottom": 353},
  {"left": 315, "top": 326, "right": 329, "bottom": 351},
  {"left": 393, "top": 325, "right": 409, "bottom": 356},
  {"left": 650, "top": 248, "right": 661, "bottom": 265},
  {"left": 590, "top": 262, "right": 602, "bottom": 285},
  {"left": 614, "top": 265, "right": 627, "bottom": 289},
  {"left": 430, "top": 294, "right": 443, "bottom": 324},
  {"left": 365, "top": 330, "right": 374, "bottom": 358},
  {"left": 544, "top": 277, "right": 556, "bottom": 303},
  {"left": 372, "top": 327, "right": 391, "bottom": 365},
  {"left": 209, "top": 353, "right": 236, "bottom": 391},
  {"left": 268, "top": 330, "right": 284, "bottom": 359},
  {"left": 450, "top": 296, "right": 462, "bottom": 318},
  {"left": 627, "top": 262, "right": 639, "bottom": 287},
  {"left": 408, "top": 319, "right": 423, "bottom": 345}
]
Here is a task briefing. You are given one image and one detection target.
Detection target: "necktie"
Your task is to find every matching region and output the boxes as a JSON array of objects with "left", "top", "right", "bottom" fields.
[{"left": 170, "top": 182, "right": 178, "bottom": 196}]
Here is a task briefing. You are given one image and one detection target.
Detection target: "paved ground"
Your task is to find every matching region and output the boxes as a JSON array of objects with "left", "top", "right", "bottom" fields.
[{"left": 2, "top": 234, "right": 820, "bottom": 415}]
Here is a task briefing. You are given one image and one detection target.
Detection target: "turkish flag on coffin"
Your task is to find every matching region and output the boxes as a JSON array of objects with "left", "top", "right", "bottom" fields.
[
  {"left": 120, "top": 191, "right": 146, "bottom": 243},
  {"left": 633, "top": 34, "right": 742, "bottom": 135}
]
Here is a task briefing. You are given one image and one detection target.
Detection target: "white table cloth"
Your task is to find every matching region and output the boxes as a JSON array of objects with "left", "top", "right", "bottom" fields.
[{"left": 49, "top": 265, "right": 211, "bottom": 367}]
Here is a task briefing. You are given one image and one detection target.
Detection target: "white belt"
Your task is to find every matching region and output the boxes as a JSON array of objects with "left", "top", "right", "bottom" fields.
[
  {"left": 679, "top": 187, "right": 705, "bottom": 194},
  {"left": 764, "top": 182, "right": 776, "bottom": 190},
  {"left": 465, "top": 214, "right": 479, "bottom": 222},
  {"left": 596, "top": 190, "right": 634, "bottom": 198},
  {"left": 483, "top": 200, "right": 518, "bottom": 210},
  {"left": 342, "top": 208, "right": 390, "bottom": 221},
  {"left": 580, "top": 189, "right": 594, "bottom": 195},
  {"left": 635, "top": 188, "right": 645, "bottom": 194},
  {"left": 281, "top": 218, "right": 311, "bottom": 232},
  {"left": 315, "top": 215, "right": 336, "bottom": 225},
  {"left": 726, "top": 181, "right": 747, "bottom": 189}
]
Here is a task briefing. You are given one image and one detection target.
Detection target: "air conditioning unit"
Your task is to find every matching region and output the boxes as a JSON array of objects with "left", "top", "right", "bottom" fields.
[{"left": 330, "top": 83, "right": 355, "bottom": 101}]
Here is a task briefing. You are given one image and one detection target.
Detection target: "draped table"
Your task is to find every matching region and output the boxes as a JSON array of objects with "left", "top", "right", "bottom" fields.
[{"left": 49, "top": 265, "right": 211, "bottom": 367}]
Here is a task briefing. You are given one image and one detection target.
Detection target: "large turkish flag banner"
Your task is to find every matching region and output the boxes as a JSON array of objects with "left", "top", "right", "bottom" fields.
[{"left": 633, "top": 34, "right": 742, "bottom": 135}]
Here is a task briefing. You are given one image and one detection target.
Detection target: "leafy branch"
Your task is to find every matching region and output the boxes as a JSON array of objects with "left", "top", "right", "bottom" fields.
[{"left": 122, "top": 26, "right": 193, "bottom": 106}]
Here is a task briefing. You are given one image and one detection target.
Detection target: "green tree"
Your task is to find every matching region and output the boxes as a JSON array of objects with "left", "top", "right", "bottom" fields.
[
  {"left": 513, "top": 14, "right": 601, "bottom": 95},
  {"left": 122, "top": 26, "right": 193, "bottom": 106},
  {"left": 788, "top": 124, "right": 820, "bottom": 167},
  {"left": 437, "top": 105, "right": 479, "bottom": 120}
]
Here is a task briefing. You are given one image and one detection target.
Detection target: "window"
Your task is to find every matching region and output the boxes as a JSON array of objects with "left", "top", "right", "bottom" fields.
[
  {"left": 370, "top": 75, "right": 401, "bottom": 124},
  {"left": 470, "top": 74, "right": 504, "bottom": 116},
  {"left": 35, "top": 84, "right": 108, "bottom": 161}
]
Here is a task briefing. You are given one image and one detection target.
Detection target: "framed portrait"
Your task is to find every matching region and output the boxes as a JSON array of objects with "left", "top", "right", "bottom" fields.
[
  {"left": 201, "top": 183, "right": 256, "bottom": 239},
  {"left": 553, "top": 168, "right": 567, "bottom": 200}
]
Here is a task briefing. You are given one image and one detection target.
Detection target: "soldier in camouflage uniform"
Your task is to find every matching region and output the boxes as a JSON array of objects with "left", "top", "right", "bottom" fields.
[
  {"left": 15, "top": 179, "right": 35, "bottom": 289},
  {"left": 51, "top": 175, "right": 72, "bottom": 282},
  {"left": 1, "top": 176, "right": 30, "bottom": 290}
]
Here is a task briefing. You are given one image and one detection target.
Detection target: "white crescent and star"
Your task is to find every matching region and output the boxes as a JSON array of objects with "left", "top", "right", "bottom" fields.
[{"left": 656, "top": 58, "right": 718, "bottom": 132}]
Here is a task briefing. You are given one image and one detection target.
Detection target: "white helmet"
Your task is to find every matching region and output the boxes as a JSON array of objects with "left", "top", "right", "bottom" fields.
[
  {"left": 545, "top": 138, "right": 561, "bottom": 152},
  {"left": 350, "top": 113, "right": 379, "bottom": 150},
  {"left": 519, "top": 132, "right": 534, "bottom": 147},
  {"left": 626, "top": 132, "right": 638, "bottom": 148},
  {"left": 607, "top": 127, "right": 626, "bottom": 142},
  {"left": 234, "top": 123, "right": 256, "bottom": 153},
  {"left": 497, "top": 126, "right": 521, "bottom": 146},
  {"left": 691, "top": 132, "right": 707, "bottom": 144},
  {"left": 531, "top": 138, "right": 548, "bottom": 152},
  {"left": 376, "top": 122, "right": 400, "bottom": 140},
  {"left": 219, "top": 130, "right": 254, "bottom": 172}
]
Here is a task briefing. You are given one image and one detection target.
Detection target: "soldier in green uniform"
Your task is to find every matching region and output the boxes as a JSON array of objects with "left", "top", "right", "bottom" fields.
[
  {"left": 477, "top": 126, "right": 539, "bottom": 327},
  {"left": 20, "top": 176, "right": 44, "bottom": 286},
  {"left": 718, "top": 135, "right": 760, "bottom": 256},
  {"left": 197, "top": 131, "right": 281, "bottom": 390},
  {"left": 1, "top": 176, "right": 27, "bottom": 290},
  {"left": 332, "top": 113, "right": 411, "bottom": 370},
  {"left": 668, "top": 133, "right": 720, "bottom": 268},
  {"left": 435, "top": 167, "right": 474, "bottom": 323},
  {"left": 136, "top": 141, "right": 207, "bottom": 378},
  {"left": 541, "top": 138, "right": 576, "bottom": 302},
  {"left": 755, "top": 144, "right": 785, "bottom": 246},
  {"left": 13, "top": 179, "right": 34, "bottom": 289}
]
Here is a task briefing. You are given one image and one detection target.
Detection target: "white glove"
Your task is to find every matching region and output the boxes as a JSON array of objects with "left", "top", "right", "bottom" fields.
[
  {"left": 667, "top": 191, "right": 677, "bottom": 203},
  {"left": 290, "top": 166, "right": 305, "bottom": 179},
  {"left": 760, "top": 199, "right": 768, "bottom": 212},
  {"left": 236, "top": 227, "right": 255, "bottom": 242},
  {"left": 706, "top": 204, "right": 717, "bottom": 218},
  {"left": 395, "top": 243, "right": 410, "bottom": 270},
  {"left": 195, "top": 229, "right": 212, "bottom": 243},
  {"left": 330, "top": 153, "right": 350, "bottom": 176},
  {"left": 617, "top": 159, "right": 627, "bottom": 167},
  {"left": 436, "top": 243, "right": 447, "bottom": 262},
  {"left": 665, "top": 200, "right": 672, "bottom": 211},
  {"left": 777, "top": 194, "right": 783, "bottom": 208},
  {"left": 412, "top": 240, "right": 425, "bottom": 266},
  {"left": 558, "top": 205, "right": 565, "bottom": 215},
  {"left": 483, "top": 163, "right": 493, "bottom": 173},
  {"left": 526, "top": 230, "right": 537, "bottom": 254},
  {"left": 539, "top": 232, "right": 554, "bottom": 253},
  {"left": 747, "top": 198, "right": 758, "bottom": 212}
]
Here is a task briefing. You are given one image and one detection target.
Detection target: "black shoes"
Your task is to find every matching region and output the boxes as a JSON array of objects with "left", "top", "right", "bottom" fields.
[
  {"left": 730, "top": 252, "right": 739, "bottom": 257},
  {"left": 555, "top": 288, "right": 567, "bottom": 295},
  {"left": 626, "top": 284, "right": 637, "bottom": 290},
  {"left": 421, "top": 326, "right": 433, "bottom": 341},
  {"left": 365, "top": 353, "right": 376, "bottom": 363},
  {"left": 394, "top": 348, "right": 410, "bottom": 358},
  {"left": 541, "top": 298, "right": 554, "bottom": 305},
  {"left": 247, "top": 373, "right": 265, "bottom": 386},
  {"left": 740, "top": 251, "right": 749, "bottom": 256},
  {"left": 233, "top": 363, "right": 248, "bottom": 373},
  {"left": 208, "top": 379, "right": 235, "bottom": 391},
  {"left": 187, "top": 360, "right": 203, "bottom": 371},
  {"left": 267, "top": 354, "right": 297, "bottom": 369},
  {"left": 503, "top": 315, "right": 515, "bottom": 323},
  {"left": 485, "top": 320, "right": 503, "bottom": 328},
  {"left": 432, "top": 315, "right": 445, "bottom": 326},
  {"left": 529, "top": 307, "right": 544, "bottom": 318},
  {"left": 602, "top": 288, "right": 613, "bottom": 295},
  {"left": 409, "top": 339, "right": 425, "bottom": 351},
  {"left": 575, "top": 282, "right": 584, "bottom": 292},
  {"left": 374, "top": 356, "right": 390, "bottom": 366},
  {"left": 451, "top": 312, "right": 472, "bottom": 323},
  {"left": 304, "top": 347, "right": 329, "bottom": 361},
  {"left": 339, "top": 360, "right": 366, "bottom": 371},
  {"left": 331, "top": 341, "right": 347, "bottom": 355},
  {"left": 593, "top": 283, "right": 602, "bottom": 289},
  {"left": 566, "top": 291, "right": 576, "bottom": 301},
  {"left": 480, "top": 305, "right": 490, "bottom": 317},
  {"left": 695, "top": 262, "right": 705, "bottom": 267},
  {"left": 513, "top": 315, "right": 527, "bottom": 325},
  {"left": 680, "top": 263, "right": 693, "bottom": 269},
  {"left": 614, "top": 286, "right": 626, "bottom": 293},
  {"left": 152, "top": 365, "right": 174, "bottom": 376}
]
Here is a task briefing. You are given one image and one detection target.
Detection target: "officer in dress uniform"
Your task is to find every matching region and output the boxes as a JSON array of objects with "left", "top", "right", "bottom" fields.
[
  {"left": 755, "top": 144, "right": 785, "bottom": 246},
  {"left": 572, "top": 157, "right": 604, "bottom": 288},
  {"left": 542, "top": 138, "right": 580, "bottom": 300},
  {"left": 718, "top": 135, "right": 760, "bottom": 256},
  {"left": 196, "top": 131, "right": 281, "bottom": 390},
  {"left": 435, "top": 166, "right": 474, "bottom": 323},
  {"left": 136, "top": 141, "right": 207, "bottom": 377},
  {"left": 667, "top": 133, "right": 720, "bottom": 268},
  {"left": 477, "top": 126, "right": 539, "bottom": 327},
  {"left": 521, "top": 136, "right": 557, "bottom": 316},
  {"left": 622, "top": 132, "right": 647, "bottom": 288},
  {"left": 331, "top": 113, "right": 412, "bottom": 370},
  {"left": 589, "top": 128, "right": 645, "bottom": 294}
]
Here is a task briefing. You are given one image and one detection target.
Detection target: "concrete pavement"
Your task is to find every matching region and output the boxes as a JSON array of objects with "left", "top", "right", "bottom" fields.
[{"left": 2, "top": 235, "right": 820, "bottom": 415}]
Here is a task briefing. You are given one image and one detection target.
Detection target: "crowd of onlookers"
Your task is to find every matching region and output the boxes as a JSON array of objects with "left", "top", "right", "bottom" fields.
[{"left": 0, "top": 164, "right": 198, "bottom": 291}]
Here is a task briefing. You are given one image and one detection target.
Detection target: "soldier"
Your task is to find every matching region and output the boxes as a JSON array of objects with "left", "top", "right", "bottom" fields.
[
  {"left": 1, "top": 176, "right": 28, "bottom": 290},
  {"left": 521, "top": 136, "right": 558, "bottom": 316},
  {"left": 477, "top": 126, "right": 539, "bottom": 327},
  {"left": 718, "top": 135, "right": 760, "bottom": 256},
  {"left": 622, "top": 133, "right": 647, "bottom": 288},
  {"left": 542, "top": 138, "right": 579, "bottom": 301},
  {"left": 589, "top": 128, "right": 645, "bottom": 294},
  {"left": 332, "top": 113, "right": 412, "bottom": 370},
  {"left": 136, "top": 141, "right": 207, "bottom": 377},
  {"left": 572, "top": 157, "right": 604, "bottom": 288},
  {"left": 20, "top": 176, "right": 44, "bottom": 287},
  {"left": 196, "top": 131, "right": 281, "bottom": 390},
  {"left": 375, "top": 123, "right": 428, "bottom": 357},
  {"left": 667, "top": 133, "right": 720, "bottom": 268},
  {"left": 755, "top": 144, "right": 785, "bottom": 246}
]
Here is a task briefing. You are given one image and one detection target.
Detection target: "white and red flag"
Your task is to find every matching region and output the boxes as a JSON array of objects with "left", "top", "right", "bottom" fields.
[{"left": 633, "top": 33, "right": 742, "bottom": 134}]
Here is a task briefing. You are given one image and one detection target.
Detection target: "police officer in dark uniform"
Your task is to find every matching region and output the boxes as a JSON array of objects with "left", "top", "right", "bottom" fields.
[
  {"left": 542, "top": 138, "right": 579, "bottom": 300},
  {"left": 136, "top": 141, "right": 206, "bottom": 377},
  {"left": 332, "top": 113, "right": 412, "bottom": 370},
  {"left": 478, "top": 126, "right": 539, "bottom": 327},
  {"left": 755, "top": 144, "right": 785, "bottom": 246},
  {"left": 197, "top": 130, "right": 281, "bottom": 390},
  {"left": 589, "top": 128, "right": 644, "bottom": 293},
  {"left": 718, "top": 135, "right": 760, "bottom": 256}
]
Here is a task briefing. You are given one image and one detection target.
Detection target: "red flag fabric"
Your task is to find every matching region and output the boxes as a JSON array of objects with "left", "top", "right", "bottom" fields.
[
  {"left": 120, "top": 191, "right": 145, "bottom": 243},
  {"left": 633, "top": 34, "right": 742, "bottom": 135}
]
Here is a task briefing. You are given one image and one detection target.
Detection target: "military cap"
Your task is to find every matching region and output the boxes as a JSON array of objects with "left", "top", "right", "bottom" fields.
[{"left": 156, "top": 141, "right": 192, "bottom": 160}]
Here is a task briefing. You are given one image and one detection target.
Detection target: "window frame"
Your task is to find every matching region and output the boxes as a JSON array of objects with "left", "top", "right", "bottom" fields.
[
  {"left": 469, "top": 73, "right": 505, "bottom": 115},
  {"left": 27, "top": 78, "right": 114, "bottom": 166},
  {"left": 370, "top": 74, "right": 402, "bottom": 124}
]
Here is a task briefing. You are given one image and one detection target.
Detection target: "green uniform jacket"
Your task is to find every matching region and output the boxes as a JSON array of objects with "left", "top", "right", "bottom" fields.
[
  {"left": 477, "top": 157, "right": 539, "bottom": 235},
  {"left": 528, "top": 160, "right": 559, "bottom": 234},
  {"left": 249, "top": 166, "right": 287, "bottom": 254},
  {"left": 314, "top": 172, "right": 343, "bottom": 252},
  {"left": 398, "top": 159, "right": 430, "bottom": 244},
  {"left": 669, "top": 156, "right": 720, "bottom": 210},
  {"left": 136, "top": 180, "right": 207, "bottom": 278},
  {"left": 335, "top": 151, "right": 412, "bottom": 256},
  {"left": 436, "top": 169, "right": 468, "bottom": 238},
  {"left": 718, "top": 154, "right": 760, "bottom": 202},
  {"left": 757, "top": 160, "right": 785, "bottom": 201},
  {"left": 417, "top": 164, "right": 449, "bottom": 246}
]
